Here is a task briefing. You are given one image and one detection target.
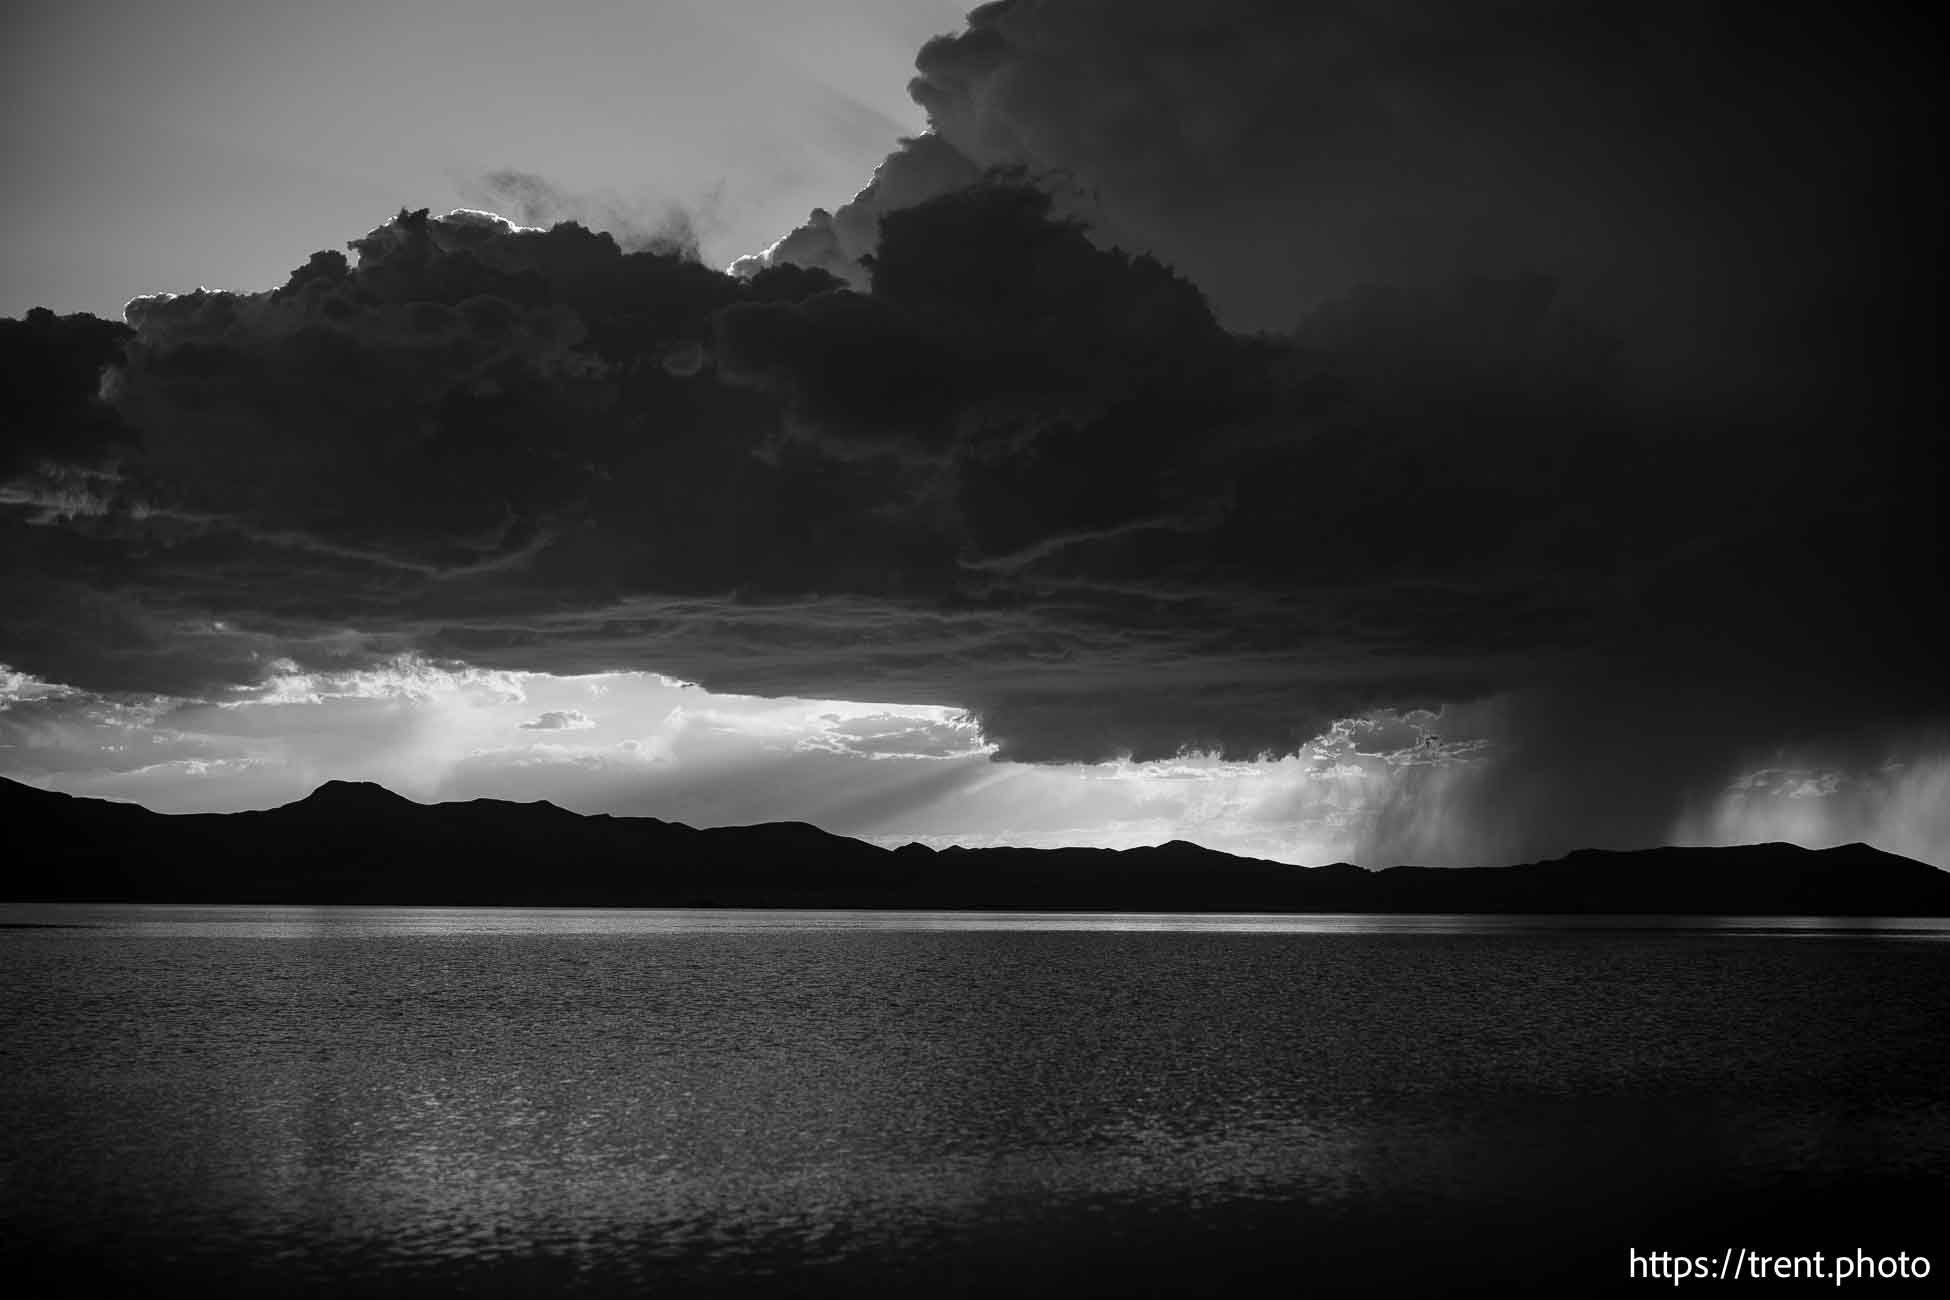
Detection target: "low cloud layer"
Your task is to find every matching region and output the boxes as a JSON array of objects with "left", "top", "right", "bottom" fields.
[
  {"left": 2, "top": 1, "right": 1941, "bottom": 864},
  {"left": 520, "top": 709, "right": 596, "bottom": 731}
]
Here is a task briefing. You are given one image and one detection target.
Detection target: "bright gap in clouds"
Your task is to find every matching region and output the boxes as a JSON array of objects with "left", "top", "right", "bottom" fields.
[
  {"left": 2, "top": 658, "right": 1946, "bottom": 869},
  {"left": 0, "top": 655, "right": 1471, "bottom": 863}
]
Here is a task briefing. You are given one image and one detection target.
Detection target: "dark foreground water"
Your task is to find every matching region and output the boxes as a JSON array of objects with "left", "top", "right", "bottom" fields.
[{"left": 2, "top": 907, "right": 1946, "bottom": 1297}]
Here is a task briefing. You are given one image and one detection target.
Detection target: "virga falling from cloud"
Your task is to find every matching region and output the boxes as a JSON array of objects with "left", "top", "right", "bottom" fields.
[{"left": 1, "top": 1, "right": 1941, "bottom": 866}]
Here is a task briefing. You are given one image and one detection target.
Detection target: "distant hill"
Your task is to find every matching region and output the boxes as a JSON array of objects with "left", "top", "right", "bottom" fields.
[{"left": 4, "top": 777, "right": 1947, "bottom": 915}]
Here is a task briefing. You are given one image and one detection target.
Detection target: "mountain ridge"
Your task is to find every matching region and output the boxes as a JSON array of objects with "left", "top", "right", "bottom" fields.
[{"left": 4, "top": 776, "right": 1945, "bottom": 915}]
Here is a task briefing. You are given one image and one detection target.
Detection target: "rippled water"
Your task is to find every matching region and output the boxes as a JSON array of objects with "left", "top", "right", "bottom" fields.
[{"left": 3, "top": 906, "right": 1947, "bottom": 1297}]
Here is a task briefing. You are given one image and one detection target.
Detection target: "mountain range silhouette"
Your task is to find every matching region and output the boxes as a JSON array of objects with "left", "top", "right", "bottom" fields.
[{"left": 6, "top": 777, "right": 1947, "bottom": 914}]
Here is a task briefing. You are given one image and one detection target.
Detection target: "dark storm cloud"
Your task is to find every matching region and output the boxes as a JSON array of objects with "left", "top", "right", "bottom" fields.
[
  {"left": 762, "top": 1, "right": 1935, "bottom": 379},
  {"left": 1, "top": 1, "right": 1940, "bottom": 862},
  {"left": 718, "top": 181, "right": 1228, "bottom": 466},
  {"left": 730, "top": 131, "right": 981, "bottom": 286},
  {"left": 0, "top": 309, "right": 139, "bottom": 529},
  {"left": 1, "top": 308, "right": 135, "bottom": 474}
]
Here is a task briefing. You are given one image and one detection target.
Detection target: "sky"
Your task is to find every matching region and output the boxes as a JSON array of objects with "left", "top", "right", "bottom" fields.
[
  {"left": 2, "top": 0, "right": 962, "bottom": 318},
  {"left": 2, "top": 1, "right": 1944, "bottom": 868}
]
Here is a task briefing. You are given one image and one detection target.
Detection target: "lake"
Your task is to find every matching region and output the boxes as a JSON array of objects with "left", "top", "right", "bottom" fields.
[{"left": 3, "top": 906, "right": 1946, "bottom": 1296}]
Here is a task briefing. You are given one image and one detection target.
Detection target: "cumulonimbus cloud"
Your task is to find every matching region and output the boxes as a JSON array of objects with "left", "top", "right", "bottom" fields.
[{"left": 1, "top": 1, "right": 1941, "bottom": 865}]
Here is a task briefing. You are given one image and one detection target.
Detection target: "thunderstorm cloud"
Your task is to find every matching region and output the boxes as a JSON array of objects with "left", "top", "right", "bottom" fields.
[{"left": 1, "top": 0, "right": 1940, "bottom": 863}]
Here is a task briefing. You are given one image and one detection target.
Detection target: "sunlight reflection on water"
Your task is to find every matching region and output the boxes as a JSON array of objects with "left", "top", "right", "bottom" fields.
[{"left": 7, "top": 903, "right": 1949, "bottom": 939}]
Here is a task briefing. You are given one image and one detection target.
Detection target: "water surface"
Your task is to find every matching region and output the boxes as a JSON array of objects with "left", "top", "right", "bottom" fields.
[{"left": 4, "top": 906, "right": 1946, "bottom": 1296}]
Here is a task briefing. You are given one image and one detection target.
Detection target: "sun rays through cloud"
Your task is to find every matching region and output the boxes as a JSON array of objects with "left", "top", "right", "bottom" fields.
[
  {"left": 2, "top": 1, "right": 1940, "bottom": 872},
  {"left": 12, "top": 655, "right": 1945, "bottom": 868}
]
